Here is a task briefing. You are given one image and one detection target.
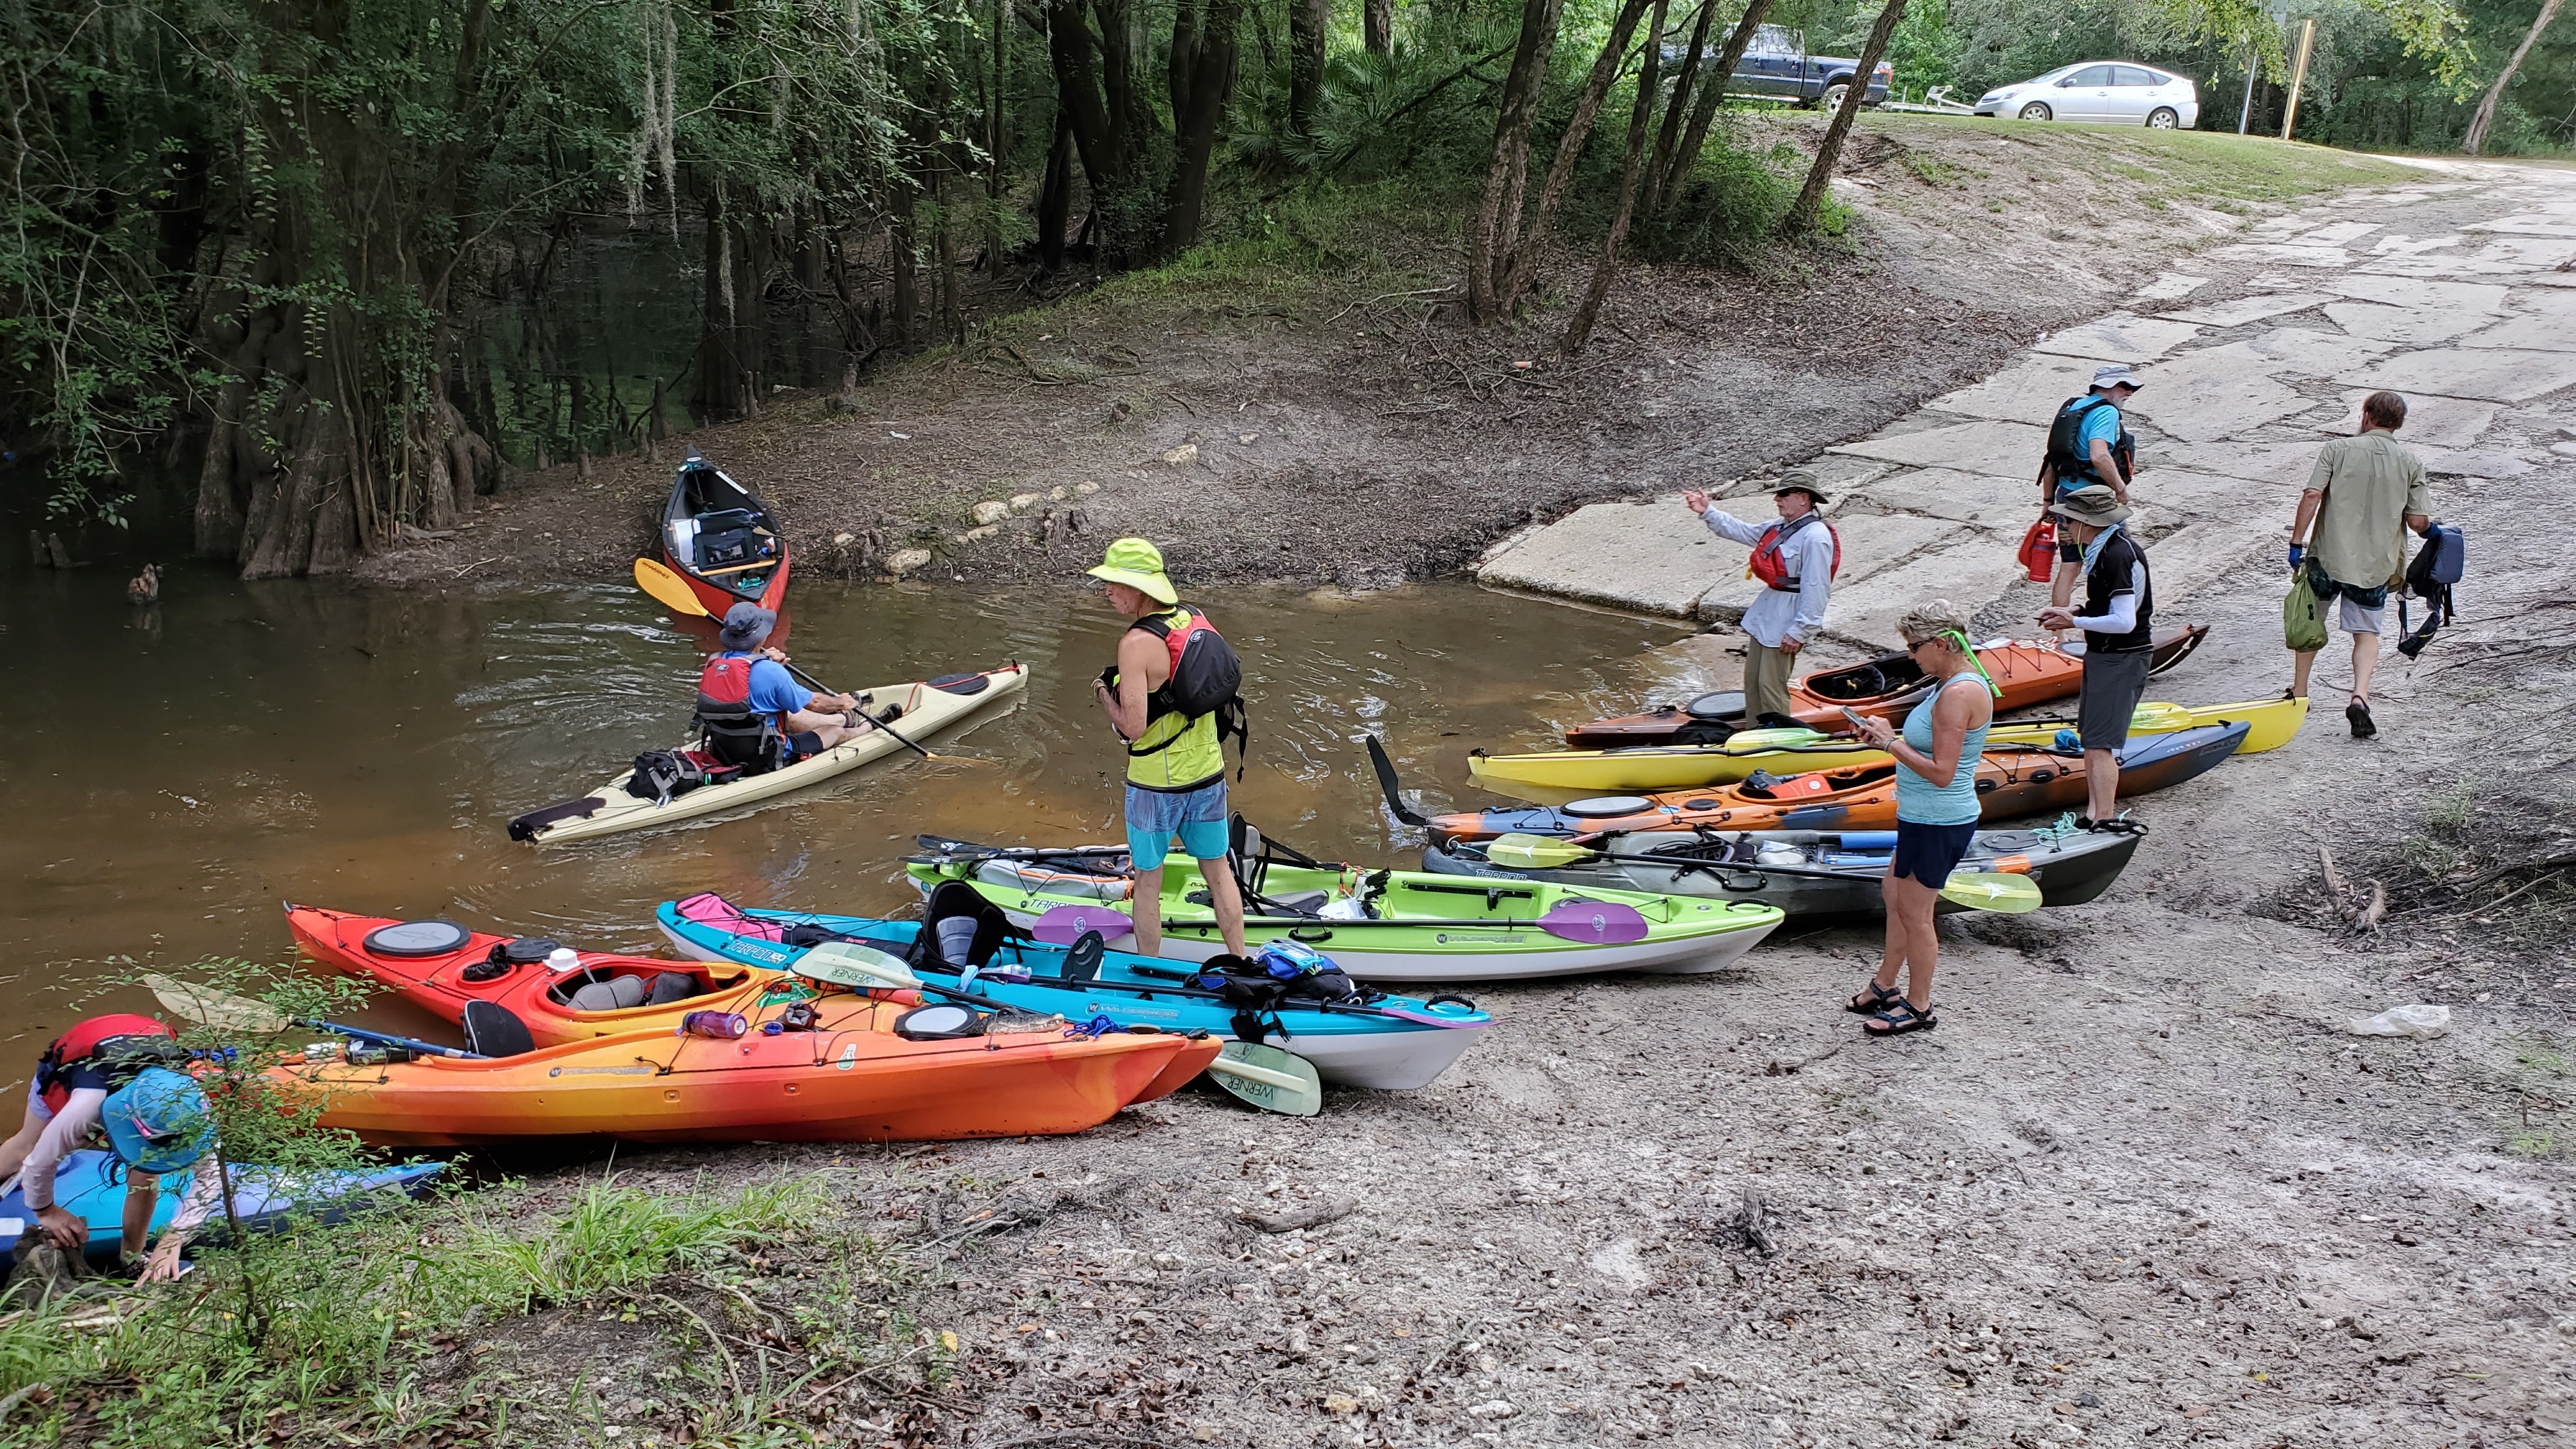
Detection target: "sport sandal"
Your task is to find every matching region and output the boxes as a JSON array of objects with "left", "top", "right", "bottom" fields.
[
  {"left": 1845, "top": 981, "right": 1902, "bottom": 1015},
  {"left": 1864, "top": 1000, "right": 1938, "bottom": 1037}
]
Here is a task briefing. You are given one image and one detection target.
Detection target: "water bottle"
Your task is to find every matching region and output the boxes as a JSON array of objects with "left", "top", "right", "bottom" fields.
[
  {"left": 677, "top": 1011, "right": 748, "bottom": 1039},
  {"left": 546, "top": 947, "right": 582, "bottom": 974}
]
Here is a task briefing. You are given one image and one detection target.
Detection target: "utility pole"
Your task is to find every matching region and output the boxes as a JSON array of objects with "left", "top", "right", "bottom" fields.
[{"left": 2280, "top": 17, "right": 2317, "bottom": 140}]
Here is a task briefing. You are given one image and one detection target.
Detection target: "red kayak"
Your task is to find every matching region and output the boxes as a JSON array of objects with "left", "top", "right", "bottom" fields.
[
  {"left": 661, "top": 450, "right": 789, "bottom": 618},
  {"left": 1565, "top": 625, "right": 2207, "bottom": 747},
  {"left": 284, "top": 904, "right": 813, "bottom": 1048},
  {"left": 286, "top": 904, "right": 1215, "bottom": 1110}
]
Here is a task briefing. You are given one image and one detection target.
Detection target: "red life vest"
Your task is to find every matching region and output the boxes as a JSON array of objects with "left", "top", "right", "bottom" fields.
[
  {"left": 1749, "top": 516, "right": 1843, "bottom": 592},
  {"left": 694, "top": 654, "right": 785, "bottom": 765},
  {"left": 36, "top": 1014, "right": 175, "bottom": 1115}
]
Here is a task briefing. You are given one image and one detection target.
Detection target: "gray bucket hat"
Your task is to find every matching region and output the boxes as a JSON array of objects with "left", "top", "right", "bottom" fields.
[
  {"left": 718, "top": 602, "right": 777, "bottom": 650},
  {"left": 2048, "top": 484, "right": 2131, "bottom": 527},
  {"left": 2091, "top": 363, "right": 2143, "bottom": 392},
  {"left": 1772, "top": 468, "right": 1831, "bottom": 506}
]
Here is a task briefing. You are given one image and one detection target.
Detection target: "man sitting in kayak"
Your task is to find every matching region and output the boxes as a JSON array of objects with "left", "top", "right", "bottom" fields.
[
  {"left": 698, "top": 603, "right": 869, "bottom": 770},
  {"left": 0, "top": 1014, "right": 220, "bottom": 1281}
]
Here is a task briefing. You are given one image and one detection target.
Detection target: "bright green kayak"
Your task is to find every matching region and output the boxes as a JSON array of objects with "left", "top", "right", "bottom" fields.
[{"left": 905, "top": 835, "right": 1782, "bottom": 983}]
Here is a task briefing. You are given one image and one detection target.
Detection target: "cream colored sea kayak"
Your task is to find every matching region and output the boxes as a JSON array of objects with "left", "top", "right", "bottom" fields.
[
  {"left": 509, "top": 663, "right": 1028, "bottom": 845},
  {"left": 1466, "top": 696, "right": 2307, "bottom": 806}
]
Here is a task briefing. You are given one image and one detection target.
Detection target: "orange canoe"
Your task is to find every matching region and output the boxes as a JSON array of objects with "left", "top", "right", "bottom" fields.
[
  {"left": 275, "top": 1004, "right": 1216, "bottom": 1146},
  {"left": 1565, "top": 626, "right": 2207, "bottom": 747}
]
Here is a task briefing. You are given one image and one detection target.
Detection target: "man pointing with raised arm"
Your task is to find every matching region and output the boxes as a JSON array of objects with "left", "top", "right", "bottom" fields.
[{"left": 1681, "top": 470, "right": 1839, "bottom": 729}]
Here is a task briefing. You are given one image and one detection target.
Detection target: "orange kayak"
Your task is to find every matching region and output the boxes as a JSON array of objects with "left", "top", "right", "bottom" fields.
[
  {"left": 1565, "top": 626, "right": 2207, "bottom": 747},
  {"left": 275, "top": 1000, "right": 1216, "bottom": 1146},
  {"left": 285, "top": 904, "right": 808, "bottom": 1048},
  {"left": 1427, "top": 721, "right": 2248, "bottom": 847}
]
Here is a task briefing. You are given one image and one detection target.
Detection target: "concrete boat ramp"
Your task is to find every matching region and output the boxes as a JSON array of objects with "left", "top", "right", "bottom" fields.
[{"left": 1478, "top": 158, "right": 2576, "bottom": 657}]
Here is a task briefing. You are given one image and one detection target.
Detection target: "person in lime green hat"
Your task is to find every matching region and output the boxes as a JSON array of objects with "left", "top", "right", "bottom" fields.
[{"left": 1088, "top": 537, "right": 1249, "bottom": 958}]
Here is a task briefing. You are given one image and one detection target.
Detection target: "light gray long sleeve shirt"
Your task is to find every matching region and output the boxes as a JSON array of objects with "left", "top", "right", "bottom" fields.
[{"left": 1700, "top": 509, "right": 1834, "bottom": 648}]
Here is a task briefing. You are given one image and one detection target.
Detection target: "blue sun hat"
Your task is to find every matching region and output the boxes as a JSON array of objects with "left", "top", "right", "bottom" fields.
[{"left": 101, "top": 1068, "right": 215, "bottom": 1175}]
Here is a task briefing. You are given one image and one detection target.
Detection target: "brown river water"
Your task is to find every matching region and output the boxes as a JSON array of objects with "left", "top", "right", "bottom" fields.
[{"left": 1, "top": 561, "right": 1702, "bottom": 1089}]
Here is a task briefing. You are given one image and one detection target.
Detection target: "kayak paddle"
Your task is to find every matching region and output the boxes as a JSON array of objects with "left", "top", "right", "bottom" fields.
[
  {"left": 1208, "top": 1042, "right": 1322, "bottom": 1117},
  {"left": 1032, "top": 897, "right": 1655, "bottom": 943},
  {"left": 631, "top": 558, "right": 975, "bottom": 766},
  {"left": 144, "top": 973, "right": 487, "bottom": 1059},
  {"left": 1483, "top": 834, "right": 2045, "bottom": 914}
]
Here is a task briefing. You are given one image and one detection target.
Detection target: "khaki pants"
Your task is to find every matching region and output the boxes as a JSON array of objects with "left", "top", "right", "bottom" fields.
[{"left": 1744, "top": 641, "right": 1796, "bottom": 724}]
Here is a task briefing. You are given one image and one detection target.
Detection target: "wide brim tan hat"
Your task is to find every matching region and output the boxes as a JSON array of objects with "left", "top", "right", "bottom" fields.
[
  {"left": 1085, "top": 537, "right": 1179, "bottom": 606},
  {"left": 2048, "top": 485, "right": 2131, "bottom": 526},
  {"left": 1772, "top": 468, "right": 1831, "bottom": 507}
]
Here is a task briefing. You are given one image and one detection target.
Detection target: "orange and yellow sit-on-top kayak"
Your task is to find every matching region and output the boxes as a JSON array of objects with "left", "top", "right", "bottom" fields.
[
  {"left": 286, "top": 904, "right": 805, "bottom": 1048},
  {"left": 1565, "top": 626, "right": 2207, "bottom": 747},
  {"left": 273, "top": 994, "right": 1215, "bottom": 1147}
]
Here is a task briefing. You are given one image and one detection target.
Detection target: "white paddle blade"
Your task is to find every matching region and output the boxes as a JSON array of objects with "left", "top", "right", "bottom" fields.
[
  {"left": 795, "top": 942, "right": 922, "bottom": 991},
  {"left": 1940, "top": 871, "right": 2044, "bottom": 914},
  {"left": 1208, "top": 1042, "right": 1322, "bottom": 1116},
  {"left": 144, "top": 972, "right": 286, "bottom": 1032}
]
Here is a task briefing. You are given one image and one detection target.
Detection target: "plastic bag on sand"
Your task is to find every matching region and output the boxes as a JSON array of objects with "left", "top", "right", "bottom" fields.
[{"left": 2346, "top": 1004, "right": 2451, "bottom": 1039}]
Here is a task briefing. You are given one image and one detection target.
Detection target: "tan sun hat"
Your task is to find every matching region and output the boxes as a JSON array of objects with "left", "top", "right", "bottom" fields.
[{"left": 1085, "top": 537, "right": 1179, "bottom": 606}]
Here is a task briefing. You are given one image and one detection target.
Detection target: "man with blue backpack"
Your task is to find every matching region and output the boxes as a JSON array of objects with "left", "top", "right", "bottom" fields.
[
  {"left": 1089, "top": 537, "right": 1250, "bottom": 958},
  {"left": 2287, "top": 390, "right": 2437, "bottom": 739}
]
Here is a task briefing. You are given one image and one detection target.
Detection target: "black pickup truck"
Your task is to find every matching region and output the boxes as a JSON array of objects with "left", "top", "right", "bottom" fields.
[{"left": 1705, "top": 23, "right": 1892, "bottom": 109}]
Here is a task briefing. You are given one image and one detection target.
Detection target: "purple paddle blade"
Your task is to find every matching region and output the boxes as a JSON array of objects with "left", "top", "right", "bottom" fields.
[
  {"left": 1538, "top": 899, "right": 1650, "bottom": 945},
  {"left": 1370, "top": 1004, "right": 1487, "bottom": 1029},
  {"left": 1032, "top": 903, "right": 1133, "bottom": 946}
]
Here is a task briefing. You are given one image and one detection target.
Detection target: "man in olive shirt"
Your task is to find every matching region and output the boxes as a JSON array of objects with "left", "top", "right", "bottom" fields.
[{"left": 2288, "top": 390, "right": 2431, "bottom": 739}]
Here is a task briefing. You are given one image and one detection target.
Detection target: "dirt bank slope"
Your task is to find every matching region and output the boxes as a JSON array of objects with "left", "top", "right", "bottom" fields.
[{"left": 359, "top": 119, "right": 2415, "bottom": 594}]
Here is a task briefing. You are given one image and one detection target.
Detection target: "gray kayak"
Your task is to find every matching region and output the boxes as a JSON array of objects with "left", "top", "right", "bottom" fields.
[{"left": 1421, "top": 820, "right": 2143, "bottom": 919}]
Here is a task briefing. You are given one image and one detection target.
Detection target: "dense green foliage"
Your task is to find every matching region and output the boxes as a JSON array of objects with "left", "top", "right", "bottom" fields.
[{"left": 0, "top": 0, "right": 2536, "bottom": 557}]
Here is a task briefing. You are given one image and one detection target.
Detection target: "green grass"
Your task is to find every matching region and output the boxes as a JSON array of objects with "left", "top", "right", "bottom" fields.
[{"left": 0, "top": 1172, "right": 878, "bottom": 1448}]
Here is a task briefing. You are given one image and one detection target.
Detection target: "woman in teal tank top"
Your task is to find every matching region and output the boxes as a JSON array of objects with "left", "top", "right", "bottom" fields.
[{"left": 1846, "top": 602, "right": 1996, "bottom": 1039}]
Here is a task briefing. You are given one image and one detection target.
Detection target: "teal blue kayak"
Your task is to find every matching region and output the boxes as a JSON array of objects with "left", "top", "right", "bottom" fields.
[
  {"left": 656, "top": 894, "right": 1491, "bottom": 1091},
  {"left": 0, "top": 1151, "right": 445, "bottom": 1261}
]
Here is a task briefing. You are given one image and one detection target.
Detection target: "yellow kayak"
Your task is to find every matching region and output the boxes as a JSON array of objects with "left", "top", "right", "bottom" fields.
[{"left": 1468, "top": 696, "right": 2307, "bottom": 805}]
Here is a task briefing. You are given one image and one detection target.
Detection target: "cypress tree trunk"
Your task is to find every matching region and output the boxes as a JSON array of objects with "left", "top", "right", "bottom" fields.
[
  {"left": 1564, "top": 0, "right": 1669, "bottom": 353},
  {"left": 1782, "top": 0, "right": 1903, "bottom": 234},
  {"left": 1365, "top": 0, "right": 1392, "bottom": 54},
  {"left": 1162, "top": 0, "right": 1242, "bottom": 256},
  {"left": 2465, "top": 0, "right": 2564, "bottom": 154},
  {"left": 1466, "top": 0, "right": 1567, "bottom": 321},
  {"left": 1492, "top": 0, "right": 1657, "bottom": 317},
  {"left": 1289, "top": 0, "right": 1330, "bottom": 135}
]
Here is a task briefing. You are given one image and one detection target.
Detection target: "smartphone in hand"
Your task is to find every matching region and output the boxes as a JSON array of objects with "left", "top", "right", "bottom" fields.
[{"left": 1839, "top": 706, "right": 1871, "bottom": 735}]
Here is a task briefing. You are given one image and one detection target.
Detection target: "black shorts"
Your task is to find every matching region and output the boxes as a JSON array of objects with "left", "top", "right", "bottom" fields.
[
  {"left": 785, "top": 730, "right": 825, "bottom": 761},
  {"left": 1892, "top": 819, "right": 1979, "bottom": 886},
  {"left": 2058, "top": 537, "right": 2082, "bottom": 563},
  {"left": 2076, "top": 649, "right": 2154, "bottom": 750}
]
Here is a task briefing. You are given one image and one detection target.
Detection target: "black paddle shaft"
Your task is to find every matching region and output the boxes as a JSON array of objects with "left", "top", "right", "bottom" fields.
[{"left": 774, "top": 658, "right": 935, "bottom": 760}]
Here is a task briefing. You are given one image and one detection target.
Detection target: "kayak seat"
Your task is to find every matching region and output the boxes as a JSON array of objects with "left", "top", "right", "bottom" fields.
[
  {"left": 564, "top": 974, "right": 649, "bottom": 1012},
  {"left": 1266, "top": 891, "right": 1331, "bottom": 916},
  {"left": 461, "top": 1001, "right": 536, "bottom": 1058},
  {"left": 647, "top": 971, "right": 703, "bottom": 1006}
]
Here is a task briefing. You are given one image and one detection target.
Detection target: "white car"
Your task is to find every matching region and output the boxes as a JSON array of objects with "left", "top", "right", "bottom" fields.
[{"left": 1974, "top": 63, "right": 2200, "bottom": 128}]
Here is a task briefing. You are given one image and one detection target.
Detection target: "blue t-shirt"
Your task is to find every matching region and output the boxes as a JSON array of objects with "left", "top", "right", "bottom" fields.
[
  {"left": 718, "top": 652, "right": 808, "bottom": 719},
  {"left": 2061, "top": 399, "right": 2122, "bottom": 494}
]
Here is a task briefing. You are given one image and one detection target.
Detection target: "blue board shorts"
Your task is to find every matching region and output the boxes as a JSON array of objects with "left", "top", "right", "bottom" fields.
[
  {"left": 1892, "top": 818, "right": 1979, "bottom": 886},
  {"left": 1126, "top": 780, "right": 1229, "bottom": 871}
]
